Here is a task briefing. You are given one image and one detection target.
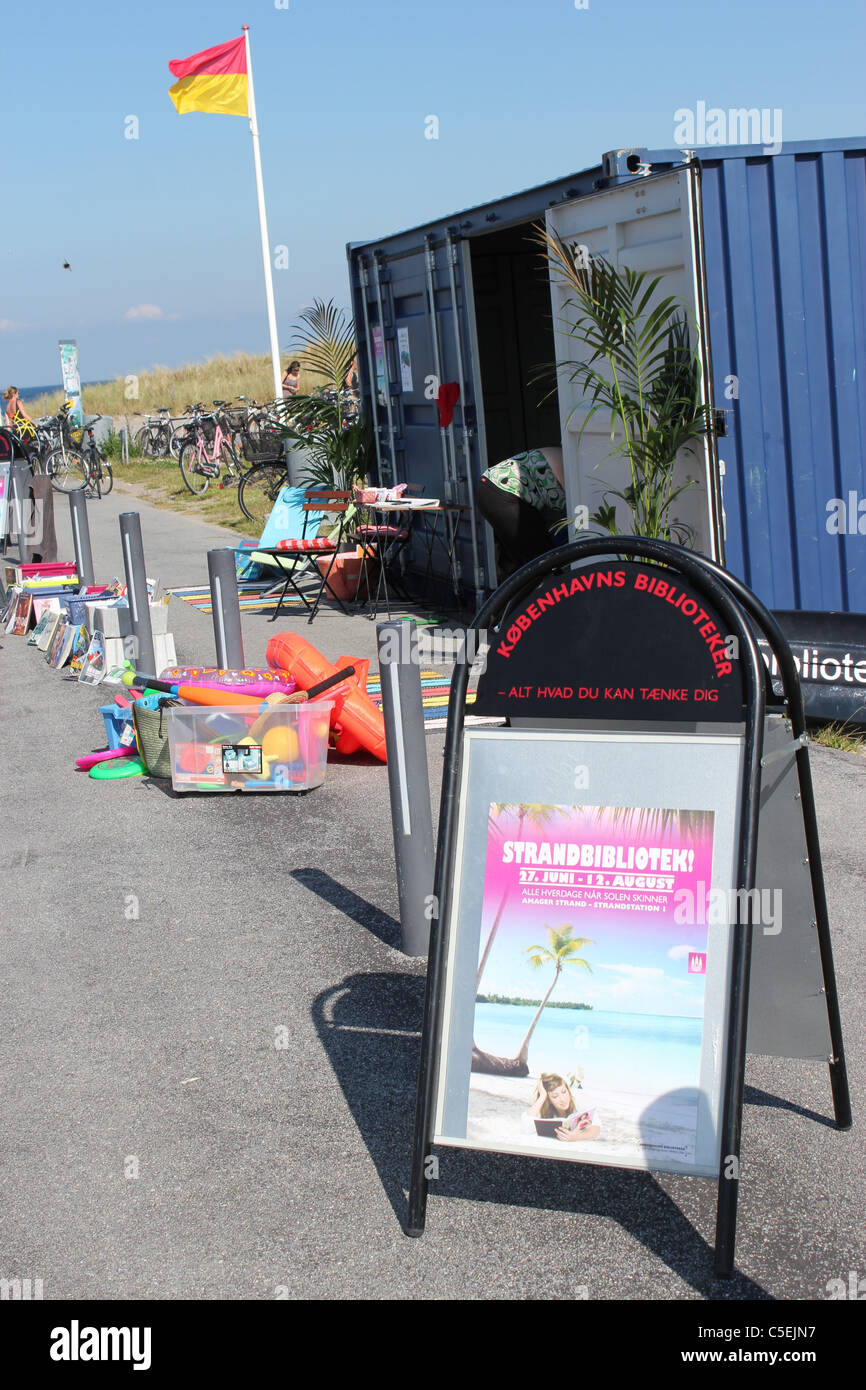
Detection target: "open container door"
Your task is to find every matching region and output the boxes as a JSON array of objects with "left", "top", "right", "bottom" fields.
[{"left": 546, "top": 161, "right": 725, "bottom": 561}]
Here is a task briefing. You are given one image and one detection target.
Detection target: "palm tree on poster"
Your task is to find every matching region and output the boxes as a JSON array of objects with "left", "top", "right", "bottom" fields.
[
  {"left": 478, "top": 803, "right": 563, "bottom": 991},
  {"left": 516, "top": 925, "right": 594, "bottom": 1070}
]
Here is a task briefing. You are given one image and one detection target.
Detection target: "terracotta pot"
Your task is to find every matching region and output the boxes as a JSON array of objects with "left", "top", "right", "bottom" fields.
[{"left": 315, "top": 548, "right": 376, "bottom": 602}]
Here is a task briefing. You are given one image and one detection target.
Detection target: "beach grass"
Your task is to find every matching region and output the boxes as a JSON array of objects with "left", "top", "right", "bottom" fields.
[
  {"left": 810, "top": 722, "right": 865, "bottom": 753},
  {"left": 24, "top": 351, "right": 324, "bottom": 420}
]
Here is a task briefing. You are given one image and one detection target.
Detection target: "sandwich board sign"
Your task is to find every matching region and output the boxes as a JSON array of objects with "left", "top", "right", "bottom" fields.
[{"left": 407, "top": 539, "right": 850, "bottom": 1276}]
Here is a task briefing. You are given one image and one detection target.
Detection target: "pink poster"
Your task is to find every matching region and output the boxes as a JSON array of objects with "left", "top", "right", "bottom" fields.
[{"left": 467, "top": 803, "right": 716, "bottom": 1169}]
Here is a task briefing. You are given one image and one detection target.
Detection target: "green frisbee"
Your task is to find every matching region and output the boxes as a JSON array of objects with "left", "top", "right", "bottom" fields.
[{"left": 89, "top": 756, "right": 146, "bottom": 780}]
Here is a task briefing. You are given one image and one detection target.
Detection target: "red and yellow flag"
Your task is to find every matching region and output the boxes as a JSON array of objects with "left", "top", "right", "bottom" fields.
[{"left": 168, "top": 36, "right": 248, "bottom": 117}]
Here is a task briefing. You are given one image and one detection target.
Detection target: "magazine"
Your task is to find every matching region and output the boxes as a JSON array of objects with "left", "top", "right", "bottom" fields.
[
  {"left": 8, "top": 591, "right": 33, "bottom": 636},
  {"left": 78, "top": 631, "right": 106, "bottom": 685},
  {"left": 29, "top": 611, "right": 56, "bottom": 646},
  {"left": 69, "top": 626, "right": 90, "bottom": 676},
  {"left": 45, "top": 617, "right": 69, "bottom": 667},
  {"left": 36, "top": 611, "right": 62, "bottom": 652}
]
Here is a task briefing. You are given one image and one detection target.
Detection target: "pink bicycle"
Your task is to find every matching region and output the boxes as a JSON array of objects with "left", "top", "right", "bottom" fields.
[{"left": 178, "top": 401, "right": 243, "bottom": 496}]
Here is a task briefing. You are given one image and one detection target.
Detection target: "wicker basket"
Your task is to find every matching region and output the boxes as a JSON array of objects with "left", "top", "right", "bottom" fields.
[{"left": 132, "top": 698, "right": 178, "bottom": 778}]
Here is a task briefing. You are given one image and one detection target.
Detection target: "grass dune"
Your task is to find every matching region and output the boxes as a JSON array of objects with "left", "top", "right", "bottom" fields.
[{"left": 25, "top": 351, "right": 323, "bottom": 419}]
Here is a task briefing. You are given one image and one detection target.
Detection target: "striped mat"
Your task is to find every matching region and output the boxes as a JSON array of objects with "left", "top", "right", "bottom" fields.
[
  {"left": 169, "top": 584, "right": 454, "bottom": 625},
  {"left": 169, "top": 582, "right": 305, "bottom": 615},
  {"left": 367, "top": 671, "right": 460, "bottom": 725}
]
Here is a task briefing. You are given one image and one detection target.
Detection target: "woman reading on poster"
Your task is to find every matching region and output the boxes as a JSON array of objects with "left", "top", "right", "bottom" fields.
[{"left": 526, "top": 1073, "right": 601, "bottom": 1142}]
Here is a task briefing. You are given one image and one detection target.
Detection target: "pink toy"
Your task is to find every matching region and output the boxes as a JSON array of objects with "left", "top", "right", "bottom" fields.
[
  {"left": 160, "top": 666, "right": 297, "bottom": 699},
  {"left": 75, "top": 747, "right": 134, "bottom": 772}
]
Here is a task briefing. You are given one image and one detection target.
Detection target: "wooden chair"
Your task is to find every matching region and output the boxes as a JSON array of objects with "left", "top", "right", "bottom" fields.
[{"left": 251, "top": 489, "right": 353, "bottom": 623}]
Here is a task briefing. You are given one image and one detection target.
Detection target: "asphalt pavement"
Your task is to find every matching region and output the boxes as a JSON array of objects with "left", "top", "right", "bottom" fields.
[{"left": 1, "top": 487, "right": 863, "bottom": 1301}]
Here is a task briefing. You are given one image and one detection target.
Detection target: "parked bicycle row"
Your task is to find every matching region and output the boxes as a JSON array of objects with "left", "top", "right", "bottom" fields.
[
  {"left": 134, "top": 397, "right": 285, "bottom": 463},
  {"left": 2, "top": 391, "right": 112, "bottom": 499}
]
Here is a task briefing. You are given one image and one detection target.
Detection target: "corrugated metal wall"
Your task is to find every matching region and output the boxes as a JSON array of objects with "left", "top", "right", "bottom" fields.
[
  {"left": 348, "top": 138, "right": 865, "bottom": 614},
  {"left": 695, "top": 143, "right": 866, "bottom": 612}
]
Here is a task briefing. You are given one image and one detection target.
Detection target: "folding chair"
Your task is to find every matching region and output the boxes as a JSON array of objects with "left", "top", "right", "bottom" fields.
[{"left": 251, "top": 489, "right": 353, "bottom": 623}]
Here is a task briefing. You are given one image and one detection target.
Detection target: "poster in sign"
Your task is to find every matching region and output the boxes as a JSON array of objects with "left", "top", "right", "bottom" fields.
[
  {"left": 397, "top": 326, "right": 413, "bottom": 393},
  {"left": 58, "top": 340, "right": 83, "bottom": 429},
  {"left": 371, "top": 326, "right": 386, "bottom": 405},
  {"left": 467, "top": 802, "right": 714, "bottom": 1169},
  {"left": 434, "top": 731, "right": 741, "bottom": 1179}
]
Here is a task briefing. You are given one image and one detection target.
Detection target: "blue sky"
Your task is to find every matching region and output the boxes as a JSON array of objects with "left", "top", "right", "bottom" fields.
[{"left": 2, "top": 0, "right": 863, "bottom": 387}]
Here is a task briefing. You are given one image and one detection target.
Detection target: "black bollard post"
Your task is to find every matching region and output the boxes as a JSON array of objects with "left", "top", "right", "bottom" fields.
[
  {"left": 377, "top": 619, "right": 435, "bottom": 956},
  {"left": 119, "top": 512, "right": 155, "bottom": 674},
  {"left": 207, "top": 547, "right": 245, "bottom": 669},
  {"left": 68, "top": 490, "right": 95, "bottom": 587}
]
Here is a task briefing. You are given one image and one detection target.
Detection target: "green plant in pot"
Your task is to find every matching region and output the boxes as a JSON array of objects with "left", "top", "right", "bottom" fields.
[
  {"left": 280, "top": 299, "right": 370, "bottom": 478},
  {"left": 537, "top": 228, "right": 713, "bottom": 545}
]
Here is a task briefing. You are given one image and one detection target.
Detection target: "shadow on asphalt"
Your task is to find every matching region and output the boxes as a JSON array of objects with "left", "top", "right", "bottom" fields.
[
  {"left": 290, "top": 868, "right": 401, "bottom": 949},
  {"left": 313, "top": 971, "right": 771, "bottom": 1300},
  {"left": 744, "top": 1083, "right": 838, "bottom": 1129}
]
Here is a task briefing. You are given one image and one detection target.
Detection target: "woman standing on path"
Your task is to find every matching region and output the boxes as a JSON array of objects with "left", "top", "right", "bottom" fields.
[{"left": 282, "top": 360, "right": 301, "bottom": 400}]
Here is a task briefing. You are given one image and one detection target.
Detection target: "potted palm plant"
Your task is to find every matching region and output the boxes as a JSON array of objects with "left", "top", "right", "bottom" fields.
[
  {"left": 536, "top": 228, "right": 713, "bottom": 545},
  {"left": 279, "top": 299, "right": 375, "bottom": 599}
]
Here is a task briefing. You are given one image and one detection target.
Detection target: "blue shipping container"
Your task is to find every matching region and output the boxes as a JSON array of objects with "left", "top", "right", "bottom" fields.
[{"left": 348, "top": 137, "right": 865, "bottom": 616}]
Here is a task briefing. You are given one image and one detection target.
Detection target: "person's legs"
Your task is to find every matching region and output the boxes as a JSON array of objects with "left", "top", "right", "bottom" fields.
[{"left": 477, "top": 478, "right": 561, "bottom": 579}]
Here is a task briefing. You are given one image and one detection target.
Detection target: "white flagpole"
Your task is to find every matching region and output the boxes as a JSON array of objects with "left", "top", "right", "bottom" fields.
[{"left": 242, "top": 25, "right": 282, "bottom": 402}]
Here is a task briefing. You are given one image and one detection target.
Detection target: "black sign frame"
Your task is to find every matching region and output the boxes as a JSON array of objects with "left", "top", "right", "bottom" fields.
[{"left": 406, "top": 537, "right": 851, "bottom": 1279}]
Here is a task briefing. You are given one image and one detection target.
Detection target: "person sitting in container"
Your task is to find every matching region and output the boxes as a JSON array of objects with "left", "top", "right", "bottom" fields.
[{"left": 477, "top": 446, "right": 566, "bottom": 579}]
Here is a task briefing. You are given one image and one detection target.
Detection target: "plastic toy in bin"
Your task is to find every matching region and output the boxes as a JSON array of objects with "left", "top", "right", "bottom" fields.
[
  {"left": 157, "top": 669, "right": 348, "bottom": 793},
  {"left": 167, "top": 700, "right": 333, "bottom": 793},
  {"left": 265, "top": 633, "right": 387, "bottom": 762},
  {"left": 159, "top": 666, "right": 297, "bottom": 699}
]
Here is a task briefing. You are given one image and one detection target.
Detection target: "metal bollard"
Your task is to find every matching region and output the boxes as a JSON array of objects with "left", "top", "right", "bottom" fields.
[
  {"left": 119, "top": 512, "right": 154, "bottom": 674},
  {"left": 207, "top": 547, "right": 245, "bottom": 669},
  {"left": 9, "top": 461, "right": 31, "bottom": 556},
  {"left": 68, "top": 490, "right": 95, "bottom": 587},
  {"left": 377, "top": 619, "right": 435, "bottom": 956}
]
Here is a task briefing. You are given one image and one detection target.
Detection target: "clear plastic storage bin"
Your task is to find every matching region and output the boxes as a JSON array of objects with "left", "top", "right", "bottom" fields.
[{"left": 166, "top": 700, "right": 333, "bottom": 793}]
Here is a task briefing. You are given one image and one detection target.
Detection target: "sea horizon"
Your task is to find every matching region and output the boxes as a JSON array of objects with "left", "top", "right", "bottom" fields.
[{"left": 18, "top": 380, "right": 110, "bottom": 403}]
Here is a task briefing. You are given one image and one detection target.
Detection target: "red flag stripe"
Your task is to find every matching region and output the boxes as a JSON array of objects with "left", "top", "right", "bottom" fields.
[{"left": 168, "top": 36, "right": 246, "bottom": 81}]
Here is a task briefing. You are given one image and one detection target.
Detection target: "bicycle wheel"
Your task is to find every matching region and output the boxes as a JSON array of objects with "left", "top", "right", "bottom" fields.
[
  {"left": 97, "top": 457, "right": 113, "bottom": 497},
  {"left": 46, "top": 446, "right": 88, "bottom": 492},
  {"left": 179, "top": 441, "right": 210, "bottom": 496},
  {"left": 232, "top": 429, "right": 251, "bottom": 462},
  {"left": 133, "top": 426, "right": 152, "bottom": 457},
  {"left": 169, "top": 427, "right": 187, "bottom": 459},
  {"left": 218, "top": 439, "right": 242, "bottom": 479},
  {"left": 238, "top": 461, "right": 288, "bottom": 527}
]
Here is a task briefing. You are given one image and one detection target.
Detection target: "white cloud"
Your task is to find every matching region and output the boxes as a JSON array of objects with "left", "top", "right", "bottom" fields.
[
  {"left": 597, "top": 963, "right": 665, "bottom": 980},
  {"left": 124, "top": 304, "right": 179, "bottom": 322},
  {"left": 0, "top": 318, "right": 29, "bottom": 331},
  {"left": 668, "top": 944, "right": 701, "bottom": 960}
]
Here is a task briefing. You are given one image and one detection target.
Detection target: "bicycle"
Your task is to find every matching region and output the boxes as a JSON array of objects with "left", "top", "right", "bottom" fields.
[
  {"left": 79, "top": 415, "right": 113, "bottom": 498},
  {"left": 6, "top": 414, "right": 48, "bottom": 472},
  {"left": 232, "top": 396, "right": 283, "bottom": 463},
  {"left": 44, "top": 402, "right": 89, "bottom": 492},
  {"left": 178, "top": 403, "right": 243, "bottom": 496},
  {"left": 134, "top": 408, "right": 172, "bottom": 457},
  {"left": 168, "top": 403, "right": 204, "bottom": 460},
  {"left": 237, "top": 457, "right": 289, "bottom": 529}
]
